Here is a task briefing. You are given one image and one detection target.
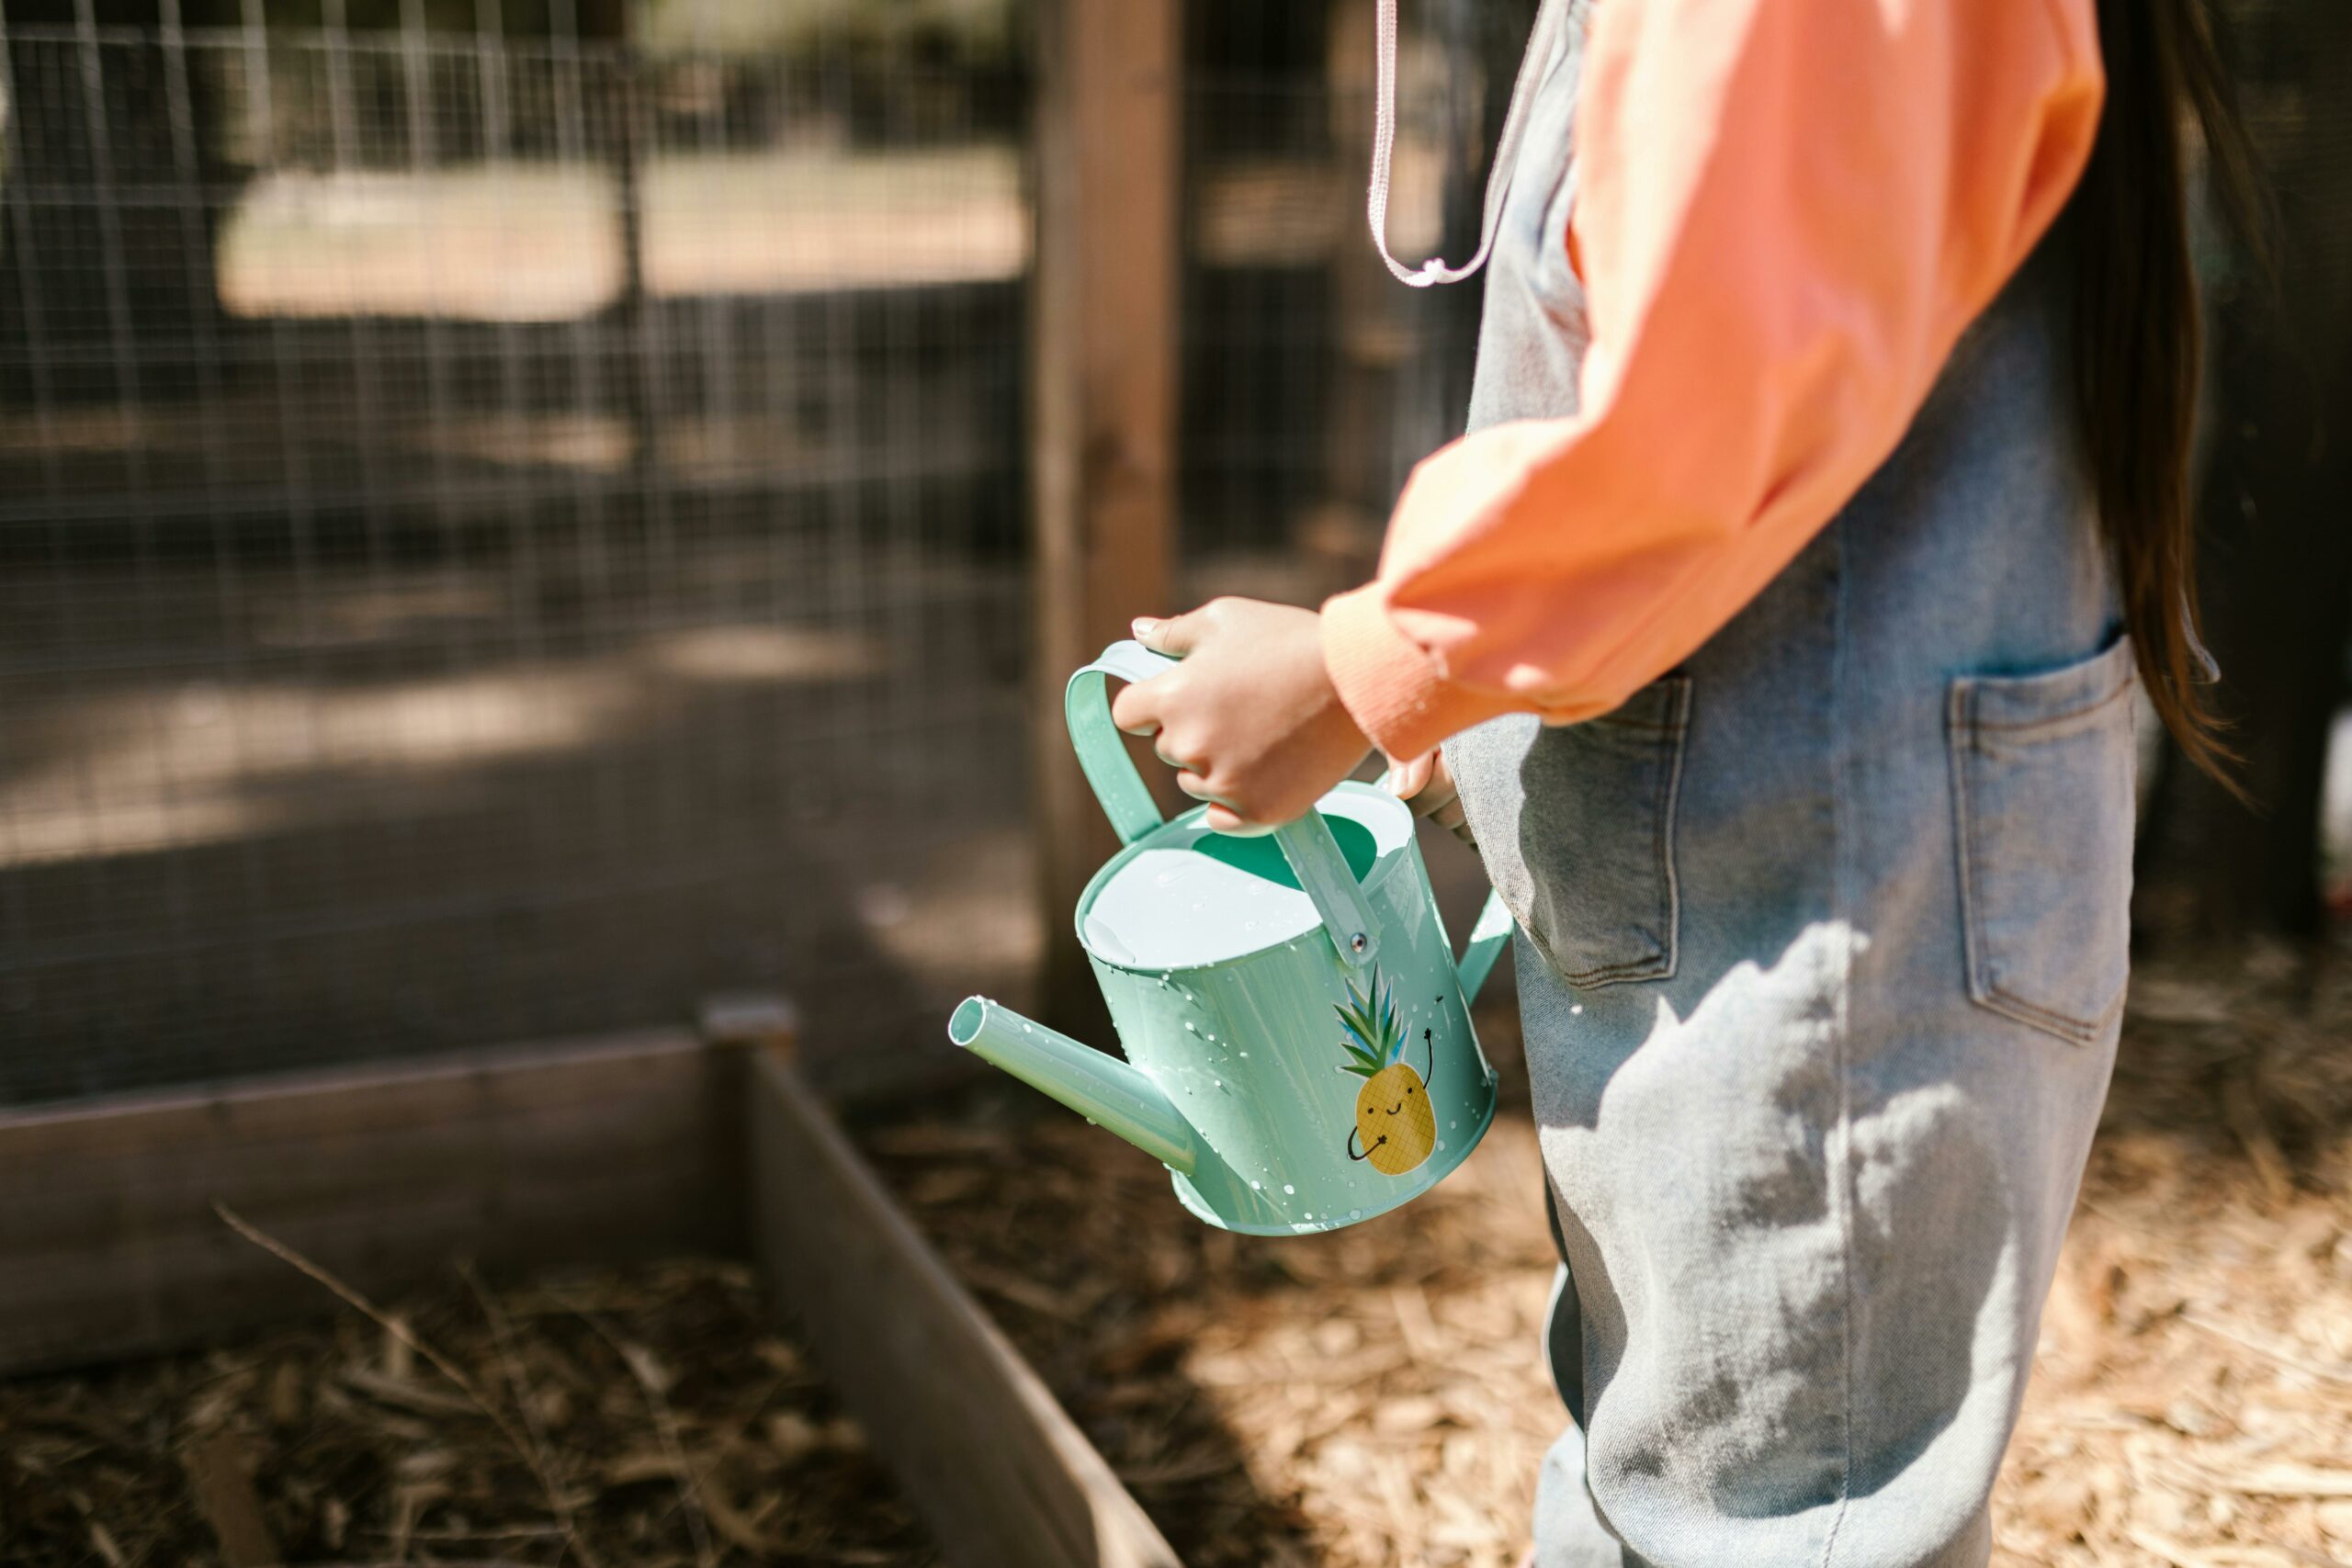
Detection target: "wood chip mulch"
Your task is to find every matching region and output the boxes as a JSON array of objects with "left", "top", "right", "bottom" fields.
[
  {"left": 869, "top": 943, "right": 2352, "bottom": 1568},
  {"left": 3, "top": 943, "right": 2346, "bottom": 1568},
  {"left": 862, "top": 1006, "right": 1572, "bottom": 1568}
]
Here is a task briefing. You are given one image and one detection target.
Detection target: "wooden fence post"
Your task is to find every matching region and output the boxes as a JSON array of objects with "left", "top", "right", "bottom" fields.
[{"left": 1029, "top": 0, "right": 1181, "bottom": 1026}]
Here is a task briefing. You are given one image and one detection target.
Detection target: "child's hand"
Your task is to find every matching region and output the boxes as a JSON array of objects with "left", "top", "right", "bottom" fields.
[
  {"left": 1387, "top": 750, "right": 1476, "bottom": 847},
  {"left": 1111, "top": 598, "right": 1372, "bottom": 831}
]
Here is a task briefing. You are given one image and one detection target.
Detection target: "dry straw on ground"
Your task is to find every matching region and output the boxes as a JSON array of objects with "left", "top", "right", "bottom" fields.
[
  {"left": 4, "top": 948, "right": 2346, "bottom": 1567},
  {"left": 868, "top": 945, "right": 2352, "bottom": 1568},
  {"left": 0, "top": 1255, "right": 933, "bottom": 1567}
]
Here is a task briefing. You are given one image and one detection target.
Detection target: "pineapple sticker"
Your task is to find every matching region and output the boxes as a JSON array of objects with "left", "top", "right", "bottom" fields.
[{"left": 1336, "top": 969, "right": 1436, "bottom": 1176}]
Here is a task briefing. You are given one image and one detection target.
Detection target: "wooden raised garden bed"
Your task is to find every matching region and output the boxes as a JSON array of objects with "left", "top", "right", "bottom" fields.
[{"left": 0, "top": 999, "right": 1180, "bottom": 1568}]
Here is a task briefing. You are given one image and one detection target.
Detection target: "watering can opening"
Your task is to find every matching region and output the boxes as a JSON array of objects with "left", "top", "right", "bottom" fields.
[
  {"left": 1077, "top": 784, "right": 1412, "bottom": 972},
  {"left": 1192, "top": 814, "right": 1380, "bottom": 889}
]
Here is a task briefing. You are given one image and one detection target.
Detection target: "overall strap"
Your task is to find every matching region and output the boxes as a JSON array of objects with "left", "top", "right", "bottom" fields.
[{"left": 1368, "top": 0, "right": 1566, "bottom": 288}]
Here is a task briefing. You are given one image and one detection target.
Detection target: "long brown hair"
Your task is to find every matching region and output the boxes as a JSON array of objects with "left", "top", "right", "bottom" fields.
[{"left": 2070, "top": 0, "right": 2264, "bottom": 784}]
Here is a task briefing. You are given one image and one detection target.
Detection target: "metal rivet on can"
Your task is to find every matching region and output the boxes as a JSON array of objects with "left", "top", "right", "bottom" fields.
[{"left": 1350, "top": 932, "right": 1368, "bottom": 953}]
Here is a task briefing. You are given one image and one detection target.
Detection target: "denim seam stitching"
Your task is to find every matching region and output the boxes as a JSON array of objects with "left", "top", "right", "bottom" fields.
[
  {"left": 1656, "top": 676, "right": 1690, "bottom": 986},
  {"left": 1951, "top": 679, "right": 1991, "bottom": 1013},
  {"left": 1559, "top": 956, "right": 1667, "bottom": 987},
  {"left": 1978, "top": 984, "right": 2120, "bottom": 1044},
  {"left": 1820, "top": 523, "right": 1858, "bottom": 1568},
  {"left": 1964, "top": 674, "right": 2133, "bottom": 734}
]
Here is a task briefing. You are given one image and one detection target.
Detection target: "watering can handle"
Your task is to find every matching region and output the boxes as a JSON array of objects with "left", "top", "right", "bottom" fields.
[
  {"left": 1066, "top": 641, "right": 1380, "bottom": 970},
  {"left": 1364, "top": 765, "right": 1516, "bottom": 1002}
]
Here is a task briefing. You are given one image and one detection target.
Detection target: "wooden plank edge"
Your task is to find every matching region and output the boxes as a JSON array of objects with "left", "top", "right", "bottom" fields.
[
  {"left": 747, "top": 1050, "right": 1182, "bottom": 1568},
  {"left": 0, "top": 1026, "right": 706, "bottom": 1134},
  {"left": 0, "top": 1025, "right": 736, "bottom": 1377}
]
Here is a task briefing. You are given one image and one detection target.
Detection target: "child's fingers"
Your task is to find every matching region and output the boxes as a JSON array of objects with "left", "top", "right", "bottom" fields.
[
  {"left": 1386, "top": 751, "right": 1437, "bottom": 799},
  {"left": 1154, "top": 735, "right": 1203, "bottom": 773},
  {"left": 1109, "top": 675, "right": 1162, "bottom": 736},
  {"left": 1393, "top": 751, "right": 1456, "bottom": 814},
  {"left": 1132, "top": 609, "right": 1205, "bottom": 656},
  {"left": 1429, "top": 794, "right": 1473, "bottom": 840},
  {"left": 1175, "top": 770, "right": 1247, "bottom": 831},
  {"left": 1391, "top": 751, "right": 1476, "bottom": 845},
  {"left": 1113, "top": 604, "right": 1217, "bottom": 731}
]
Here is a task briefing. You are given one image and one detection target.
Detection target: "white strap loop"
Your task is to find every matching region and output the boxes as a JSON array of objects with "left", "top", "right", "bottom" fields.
[{"left": 1368, "top": 0, "right": 1565, "bottom": 288}]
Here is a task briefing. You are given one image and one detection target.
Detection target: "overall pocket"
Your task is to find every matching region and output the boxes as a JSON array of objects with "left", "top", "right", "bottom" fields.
[
  {"left": 1947, "top": 636, "right": 2137, "bottom": 1044},
  {"left": 1510, "top": 675, "right": 1692, "bottom": 988}
]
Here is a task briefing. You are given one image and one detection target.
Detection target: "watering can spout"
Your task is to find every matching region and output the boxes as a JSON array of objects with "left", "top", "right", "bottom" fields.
[{"left": 948, "top": 998, "right": 1202, "bottom": 1176}]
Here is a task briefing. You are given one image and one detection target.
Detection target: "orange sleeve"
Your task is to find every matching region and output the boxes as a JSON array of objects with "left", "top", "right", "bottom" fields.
[{"left": 1321, "top": 0, "right": 2105, "bottom": 761}]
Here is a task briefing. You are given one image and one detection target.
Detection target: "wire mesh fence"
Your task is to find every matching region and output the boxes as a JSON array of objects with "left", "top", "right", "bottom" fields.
[{"left": 0, "top": 0, "right": 1504, "bottom": 1107}]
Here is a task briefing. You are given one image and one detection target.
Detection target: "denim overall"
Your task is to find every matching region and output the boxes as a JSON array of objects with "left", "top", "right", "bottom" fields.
[{"left": 1392, "top": 5, "right": 2136, "bottom": 1562}]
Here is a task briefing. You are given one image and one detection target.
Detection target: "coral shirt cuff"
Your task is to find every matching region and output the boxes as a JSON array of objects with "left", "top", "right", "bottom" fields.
[{"left": 1321, "top": 583, "right": 1521, "bottom": 762}]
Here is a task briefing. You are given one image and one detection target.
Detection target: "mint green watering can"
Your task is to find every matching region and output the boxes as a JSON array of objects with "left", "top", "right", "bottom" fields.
[{"left": 947, "top": 641, "right": 1513, "bottom": 1235}]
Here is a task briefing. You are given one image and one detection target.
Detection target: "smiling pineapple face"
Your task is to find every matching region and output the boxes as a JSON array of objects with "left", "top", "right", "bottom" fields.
[
  {"left": 1337, "top": 969, "right": 1436, "bottom": 1176},
  {"left": 1353, "top": 1061, "right": 1435, "bottom": 1175}
]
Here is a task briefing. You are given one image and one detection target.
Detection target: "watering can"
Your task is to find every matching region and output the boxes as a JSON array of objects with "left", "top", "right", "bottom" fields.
[{"left": 947, "top": 641, "right": 1515, "bottom": 1235}]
